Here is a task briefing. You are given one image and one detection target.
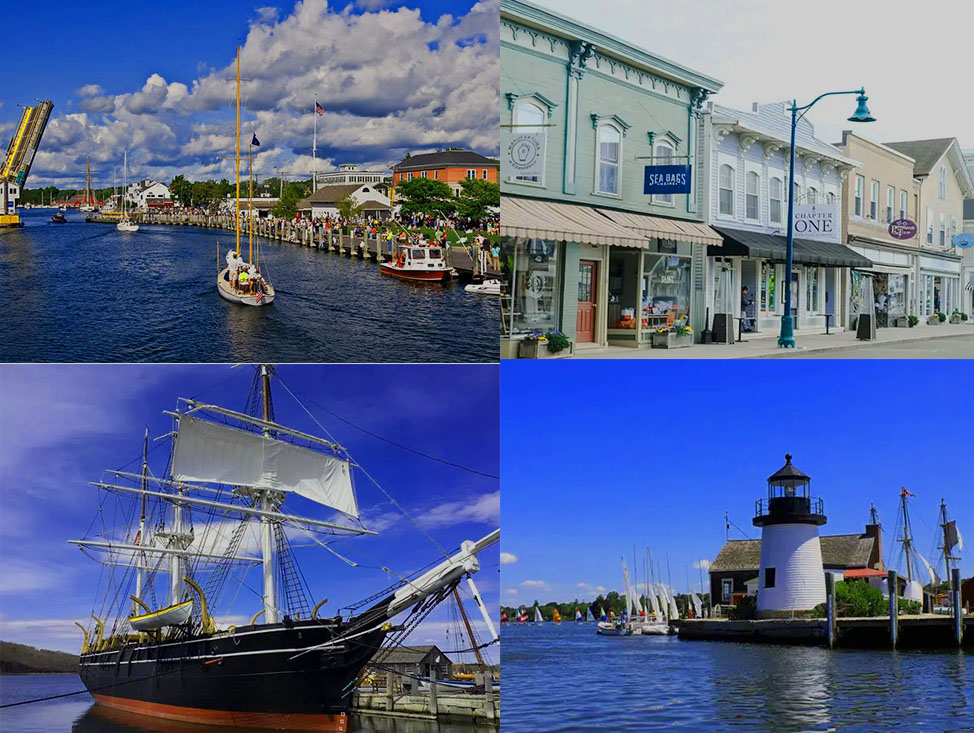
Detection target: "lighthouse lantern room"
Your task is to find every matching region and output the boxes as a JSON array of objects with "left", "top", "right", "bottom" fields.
[{"left": 753, "top": 454, "right": 827, "bottom": 616}]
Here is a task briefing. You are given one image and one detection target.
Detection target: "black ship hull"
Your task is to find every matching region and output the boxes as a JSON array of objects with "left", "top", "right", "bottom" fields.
[{"left": 78, "top": 618, "right": 388, "bottom": 730}]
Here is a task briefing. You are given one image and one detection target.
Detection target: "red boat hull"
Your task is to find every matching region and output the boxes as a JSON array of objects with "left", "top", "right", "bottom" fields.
[{"left": 379, "top": 263, "right": 450, "bottom": 283}]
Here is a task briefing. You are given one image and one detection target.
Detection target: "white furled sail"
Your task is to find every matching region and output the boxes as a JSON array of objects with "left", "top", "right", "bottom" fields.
[
  {"left": 916, "top": 551, "right": 939, "bottom": 586},
  {"left": 691, "top": 592, "right": 703, "bottom": 617},
  {"left": 647, "top": 590, "right": 660, "bottom": 618},
  {"left": 172, "top": 415, "right": 358, "bottom": 517},
  {"left": 903, "top": 580, "right": 923, "bottom": 603}
]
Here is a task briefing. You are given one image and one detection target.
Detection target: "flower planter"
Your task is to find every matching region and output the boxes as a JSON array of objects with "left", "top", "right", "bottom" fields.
[
  {"left": 950, "top": 315, "right": 962, "bottom": 325},
  {"left": 518, "top": 340, "right": 574, "bottom": 359},
  {"left": 892, "top": 315, "right": 909, "bottom": 328},
  {"left": 652, "top": 331, "right": 693, "bottom": 349},
  {"left": 927, "top": 315, "right": 941, "bottom": 325}
]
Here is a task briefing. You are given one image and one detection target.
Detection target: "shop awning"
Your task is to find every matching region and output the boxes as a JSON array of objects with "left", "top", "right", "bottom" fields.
[
  {"left": 500, "top": 197, "right": 649, "bottom": 247},
  {"left": 711, "top": 227, "right": 873, "bottom": 268},
  {"left": 596, "top": 208, "right": 723, "bottom": 247}
]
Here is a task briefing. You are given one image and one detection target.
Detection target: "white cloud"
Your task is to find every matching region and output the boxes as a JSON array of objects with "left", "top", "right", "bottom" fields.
[
  {"left": 499, "top": 552, "right": 517, "bottom": 565},
  {"left": 694, "top": 559, "right": 712, "bottom": 571},
  {"left": 0, "top": 559, "right": 65, "bottom": 593},
  {"left": 417, "top": 491, "right": 499, "bottom": 530},
  {"left": 596, "top": 586, "right": 606, "bottom": 593},
  {"left": 26, "top": 0, "right": 499, "bottom": 188},
  {"left": 521, "top": 579, "right": 549, "bottom": 589},
  {"left": 503, "top": 588, "right": 518, "bottom": 596}
]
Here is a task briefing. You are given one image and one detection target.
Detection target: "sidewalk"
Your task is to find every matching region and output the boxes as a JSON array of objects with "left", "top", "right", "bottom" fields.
[{"left": 572, "top": 323, "right": 974, "bottom": 359}]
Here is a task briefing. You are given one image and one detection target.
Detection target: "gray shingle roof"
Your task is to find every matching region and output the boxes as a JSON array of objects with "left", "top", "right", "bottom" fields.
[
  {"left": 883, "top": 139, "right": 954, "bottom": 177},
  {"left": 393, "top": 150, "right": 498, "bottom": 171},
  {"left": 378, "top": 645, "right": 450, "bottom": 666},
  {"left": 710, "top": 533, "right": 876, "bottom": 571}
]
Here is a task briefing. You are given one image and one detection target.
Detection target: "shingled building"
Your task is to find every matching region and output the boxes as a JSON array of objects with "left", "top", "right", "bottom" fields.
[{"left": 709, "top": 521, "right": 883, "bottom": 607}]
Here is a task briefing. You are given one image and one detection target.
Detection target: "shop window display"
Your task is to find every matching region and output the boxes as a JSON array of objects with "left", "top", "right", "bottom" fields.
[
  {"left": 510, "top": 238, "right": 561, "bottom": 334},
  {"left": 760, "top": 262, "right": 776, "bottom": 313},
  {"left": 642, "top": 252, "right": 691, "bottom": 330}
]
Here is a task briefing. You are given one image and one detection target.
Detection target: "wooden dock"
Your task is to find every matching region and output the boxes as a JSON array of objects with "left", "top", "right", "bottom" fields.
[
  {"left": 94, "top": 212, "right": 502, "bottom": 282},
  {"left": 352, "top": 672, "right": 498, "bottom": 724}
]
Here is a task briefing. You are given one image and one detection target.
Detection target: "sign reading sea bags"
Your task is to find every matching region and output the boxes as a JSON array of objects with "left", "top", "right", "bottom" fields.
[
  {"left": 505, "top": 132, "right": 545, "bottom": 180},
  {"left": 952, "top": 232, "right": 973, "bottom": 248},
  {"left": 643, "top": 165, "right": 691, "bottom": 195},
  {"left": 793, "top": 203, "right": 840, "bottom": 243}
]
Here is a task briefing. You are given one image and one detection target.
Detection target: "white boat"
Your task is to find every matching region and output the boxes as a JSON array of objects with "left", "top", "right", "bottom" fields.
[
  {"left": 464, "top": 278, "right": 501, "bottom": 295},
  {"left": 216, "top": 47, "right": 275, "bottom": 307},
  {"left": 534, "top": 605, "right": 543, "bottom": 625},
  {"left": 380, "top": 241, "right": 453, "bottom": 284},
  {"left": 128, "top": 599, "right": 193, "bottom": 631},
  {"left": 596, "top": 620, "right": 631, "bottom": 636},
  {"left": 117, "top": 151, "right": 139, "bottom": 233}
]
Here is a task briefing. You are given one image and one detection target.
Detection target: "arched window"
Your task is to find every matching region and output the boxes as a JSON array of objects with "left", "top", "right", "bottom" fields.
[
  {"left": 718, "top": 164, "right": 735, "bottom": 216},
  {"left": 807, "top": 187, "right": 817, "bottom": 205},
  {"left": 769, "top": 177, "right": 783, "bottom": 224},
  {"left": 745, "top": 171, "right": 760, "bottom": 220},
  {"left": 654, "top": 141, "right": 674, "bottom": 204},
  {"left": 597, "top": 124, "right": 621, "bottom": 195},
  {"left": 826, "top": 191, "right": 835, "bottom": 205},
  {"left": 793, "top": 181, "right": 802, "bottom": 203},
  {"left": 513, "top": 100, "right": 545, "bottom": 184}
]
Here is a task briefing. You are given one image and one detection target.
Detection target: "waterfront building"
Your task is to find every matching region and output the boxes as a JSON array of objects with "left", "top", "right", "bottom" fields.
[
  {"left": 314, "top": 163, "right": 391, "bottom": 192},
  {"left": 125, "top": 179, "right": 172, "bottom": 210},
  {"left": 752, "top": 455, "right": 827, "bottom": 616},
  {"left": 962, "top": 150, "right": 974, "bottom": 313},
  {"left": 834, "top": 132, "right": 921, "bottom": 328},
  {"left": 499, "top": 0, "right": 724, "bottom": 356},
  {"left": 702, "top": 102, "right": 869, "bottom": 337},
  {"left": 296, "top": 183, "right": 391, "bottom": 219},
  {"left": 379, "top": 646, "right": 452, "bottom": 688},
  {"left": 882, "top": 138, "right": 973, "bottom": 317},
  {"left": 392, "top": 150, "right": 499, "bottom": 198}
]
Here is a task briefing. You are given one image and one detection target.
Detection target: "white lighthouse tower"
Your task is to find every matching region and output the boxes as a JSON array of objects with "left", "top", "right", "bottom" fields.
[{"left": 753, "top": 454, "right": 827, "bottom": 616}]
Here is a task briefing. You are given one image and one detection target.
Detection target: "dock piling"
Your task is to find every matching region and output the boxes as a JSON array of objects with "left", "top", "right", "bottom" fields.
[
  {"left": 385, "top": 672, "right": 394, "bottom": 712},
  {"left": 825, "top": 572, "right": 835, "bottom": 649},
  {"left": 953, "top": 568, "right": 963, "bottom": 647},
  {"left": 480, "top": 672, "right": 495, "bottom": 722},
  {"left": 428, "top": 679, "right": 438, "bottom": 716},
  {"left": 888, "top": 569, "right": 898, "bottom": 648}
]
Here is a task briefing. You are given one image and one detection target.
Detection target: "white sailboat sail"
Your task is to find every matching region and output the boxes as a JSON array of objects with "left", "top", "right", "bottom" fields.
[
  {"left": 656, "top": 584, "right": 668, "bottom": 621},
  {"left": 534, "top": 605, "right": 543, "bottom": 624},
  {"left": 172, "top": 415, "right": 358, "bottom": 517},
  {"left": 621, "top": 558, "right": 635, "bottom": 618},
  {"left": 956, "top": 523, "right": 964, "bottom": 552},
  {"left": 691, "top": 592, "right": 703, "bottom": 617},
  {"left": 647, "top": 586, "right": 661, "bottom": 618},
  {"left": 916, "top": 551, "right": 939, "bottom": 586}
]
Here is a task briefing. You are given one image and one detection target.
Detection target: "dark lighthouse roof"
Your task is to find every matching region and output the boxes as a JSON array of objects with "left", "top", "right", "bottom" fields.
[{"left": 754, "top": 453, "right": 826, "bottom": 528}]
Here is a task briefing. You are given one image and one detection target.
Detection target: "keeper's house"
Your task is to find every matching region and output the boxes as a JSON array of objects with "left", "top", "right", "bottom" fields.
[
  {"left": 708, "top": 521, "right": 883, "bottom": 608},
  {"left": 500, "top": 0, "right": 724, "bottom": 357},
  {"left": 378, "top": 645, "right": 452, "bottom": 685}
]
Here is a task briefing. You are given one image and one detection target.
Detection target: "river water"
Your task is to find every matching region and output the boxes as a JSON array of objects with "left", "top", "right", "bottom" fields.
[
  {"left": 0, "top": 675, "right": 494, "bottom": 732},
  {"left": 502, "top": 622, "right": 974, "bottom": 731},
  {"left": 0, "top": 210, "right": 498, "bottom": 362}
]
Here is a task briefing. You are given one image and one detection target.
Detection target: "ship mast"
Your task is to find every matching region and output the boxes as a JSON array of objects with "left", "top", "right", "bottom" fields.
[
  {"left": 260, "top": 365, "right": 278, "bottom": 623},
  {"left": 134, "top": 428, "right": 149, "bottom": 612},
  {"left": 899, "top": 488, "right": 914, "bottom": 583},
  {"left": 452, "top": 588, "right": 486, "bottom": 672},
  {"left": 939, "top": 499, "right": 956, "bottom": 585}
]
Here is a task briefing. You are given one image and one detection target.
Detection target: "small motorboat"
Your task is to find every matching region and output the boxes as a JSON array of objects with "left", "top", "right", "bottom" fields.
[
  {"left": 464, "top": 278, "right": 501, "bottom": 296},
  {"left": 116, "top": 221, "right": 139, "bottom": 233},
  {"left": 380, "top": 242, "right": 453, "bottom": 283},
  {"left": 51, "top": 212, "right": 67, "bottom": 223},
  {"left": 128, "top": 599, "right": 193, "bottom": 631},
  {"left": 596, "top": 620, "right": 632, "bottom": 636}
]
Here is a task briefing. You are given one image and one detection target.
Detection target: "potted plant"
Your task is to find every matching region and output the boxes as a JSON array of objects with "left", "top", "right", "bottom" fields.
[
  {"left": 927, "top": 313, "right": 941, "bottom": 325},
  {"left": 892, "top": 315, "right": 909, "bottom": 328},
  {"left": 949, "top": 310, "right": 966, "bottom": 324},
  {"left": 938, "top": 312, "right": 947, "bottom": 323},
  {"left": 907, "top": 315, "right": 919, "bottom": 328},
  {"left": 652, "top": 322, "right": 693, "bottom": 349},
  {"left": 544, "top": 330, "right": 573, "bottom": 358},
  {"left": 518, "top": 330, "right": 573, "bottom": 358}
]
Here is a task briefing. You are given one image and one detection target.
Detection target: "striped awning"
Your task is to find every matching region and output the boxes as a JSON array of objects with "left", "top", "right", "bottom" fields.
[
  {"left": 500, "top": 197, "right": 649, "bottom": 248},
  {"left": 596, "top": 208, "right": 723, "bottom": 247}
]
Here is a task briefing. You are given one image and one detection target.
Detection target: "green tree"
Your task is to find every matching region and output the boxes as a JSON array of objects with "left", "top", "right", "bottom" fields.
[
  {"left": 336, "top": 194, "right": 363, "bottom": 219},
  {"left": 271, "top": 182, "right": 305, "bottom": 219},
  {"left": 169, "top": 175, "right": 192, "bottom": 207},
  {"left": 455, "top": 178, "right": 499, "bottom": 222},
  {"left": 395, "top": 177, "right": 456, "bottom": 218}
]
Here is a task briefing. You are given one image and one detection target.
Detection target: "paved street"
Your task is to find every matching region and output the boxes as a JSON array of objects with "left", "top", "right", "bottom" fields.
[{"left": 792, "top": 334, "right": 974, "bottom": 358}]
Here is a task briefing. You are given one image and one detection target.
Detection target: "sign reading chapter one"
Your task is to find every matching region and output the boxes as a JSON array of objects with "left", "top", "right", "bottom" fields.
[
  {"left": 506, "top": 133, "right": 545, "bottom": 180},
  {"left": 643, "top": 165, "right": 691, "bottom": 195},
  {"left": 793, "top": 203, "right": 840, "bottom": 244}
]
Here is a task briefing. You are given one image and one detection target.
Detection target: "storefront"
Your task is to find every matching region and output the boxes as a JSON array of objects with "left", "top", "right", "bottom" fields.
[
  {"left": 846, "top": 239, "right": 914, "bottom": 328},
  {"left": 918, "top": 254, "right": 962, "bottom": 317},
  {"left": 710, "top": 227, "right": 871, "bottom": 334}
]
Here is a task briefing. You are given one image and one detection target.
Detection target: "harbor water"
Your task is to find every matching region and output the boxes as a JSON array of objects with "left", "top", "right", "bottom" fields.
[
  {"left": 0, "top": 210, "right": 498, "bottom": 362},
  {"left": 0, "top": 674, "right": 494, "bottom": 733},
  {"left": 502, "top": 622, "right": 974, "bottom": 731}
]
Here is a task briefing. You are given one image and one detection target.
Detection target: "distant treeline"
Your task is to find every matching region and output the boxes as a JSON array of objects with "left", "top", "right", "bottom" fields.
[
  {"left": 502, "top": 590, "right": 711, "bottom": 620},
  {"left": 0, "top": 640, "right": 79, "bottom": 674}
]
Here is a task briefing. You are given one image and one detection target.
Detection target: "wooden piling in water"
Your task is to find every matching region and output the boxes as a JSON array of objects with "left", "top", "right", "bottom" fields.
[
  {"left": 888, "top": 570, "right": 898, "bottom": 648},
  {"left": 428, "top": 679, "right": 438, "bottom": 717},
  {"left": 825, "top": 572, "right": 835, "bottom": 650},
  {"left": 481, "top": 672, "right": 495, "bottom": 722},
  {"left": 953, "top": 568, "right": 963, "bottom": 647},
  {"left": 385, "top": 672, "right": 394, "bottom": 712}
]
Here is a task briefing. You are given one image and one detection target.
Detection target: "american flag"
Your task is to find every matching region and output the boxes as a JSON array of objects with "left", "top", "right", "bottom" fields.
[
  {"left": 255, "top": 285, "right": 264, "bottom": 304},
  {"left": 315, "top": 101, "right": 324, "bottom": 116}
]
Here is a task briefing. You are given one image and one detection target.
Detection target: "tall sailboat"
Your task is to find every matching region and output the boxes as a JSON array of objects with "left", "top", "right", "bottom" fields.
[
  {"left": 117, "top": 151, "right": 139, "bottom": 233},
  {"left": 71, "top": 365, "right": 497, "bottom": 728},
  {"left": 937, "top": 499, "right": 963, "bottom": 586},
  {"left": 217, "top": 46, "right": 275, "bottom": 306},
  {"left": 895, "top": 487, "right": 939, "bottom": 604},
  {"left": 80, "top": 156, "right": 97, "bottom": 212}
]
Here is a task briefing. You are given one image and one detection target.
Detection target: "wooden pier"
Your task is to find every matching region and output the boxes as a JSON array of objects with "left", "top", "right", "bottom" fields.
[
  {"left": 88, "top": 211, "right": 501, "bottom": 282},
  {"left": 352, "top": 672, "right": 498, "bottom": 724}
]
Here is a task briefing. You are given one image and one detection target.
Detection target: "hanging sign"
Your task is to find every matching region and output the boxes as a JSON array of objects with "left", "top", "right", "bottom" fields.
[
  {"left": 505, "top": 132, "right": 545, "bottom": 180},
  {"left": 643, "top": 165, "right": 691, "bottom": 195},
  {"left": 952, "top": 232, "right": 973, "bottom": 248},
  {"left": 889, "top": 219, "right": 918, "bottom": 240},
  {"left": 793, "top": 203, "right": 840, "bottom": 243}
]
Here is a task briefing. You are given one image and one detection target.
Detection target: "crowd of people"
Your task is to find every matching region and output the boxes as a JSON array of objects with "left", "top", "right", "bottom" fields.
[{"left": 224, "top": 249, "right": 265, "bottom": 294}]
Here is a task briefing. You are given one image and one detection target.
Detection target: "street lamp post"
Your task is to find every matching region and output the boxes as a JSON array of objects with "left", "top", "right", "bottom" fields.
[{"left": 778, "top": 89, "right": 875, "bottom": 348}]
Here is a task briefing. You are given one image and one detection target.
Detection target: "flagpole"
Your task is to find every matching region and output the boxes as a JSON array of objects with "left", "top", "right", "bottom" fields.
[
  {"left": 313, "top": 94, "right": 317, "bottom": 192},
  {"left": 249, "top": 140, "right": 253, "bottom": 265}
]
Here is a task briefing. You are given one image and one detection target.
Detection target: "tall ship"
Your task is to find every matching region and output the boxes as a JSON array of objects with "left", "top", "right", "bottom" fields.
[{"left": 70, "top": 365, "right": 497, "bottom": 729}]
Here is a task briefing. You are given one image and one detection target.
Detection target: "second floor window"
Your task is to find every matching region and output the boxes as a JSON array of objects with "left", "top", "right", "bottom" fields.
[
  {"left": 869, "top": 180, "right": 879, "bottom": 220},
  {"left": 940, "top": 213, "right": 946, "bottom": 246},
  {"left": 807, "top": 187, "right": 817, "bottom": 205},
  {"left": 745, "top": 171, "right": 760, "bottom": 220},
  {"left": 886, "top": 186, "right": 894, "bottom": 223},
  {"left": 467, "top": 169, "right": 476, "bottom": 179},
  {"left": 769, "top": 176, "right": 783, "bottom": 224},
  {"left": 597, "top": 123, "right": 621, "bottom": 195},
  {"left": 927, "top": 208, "right": 934, "bottom": 243},
  {"left": 899, "top": 190, "right": 907, "bottom": 220},
  {"left": 482, "top": 169, "right": 488, "bottom": 180},
  {"left": 653, "top": 142, "right": 674, "bottom": 204},
  {"left": 719, "top": 164, "right": 735, "bottom": 216},
  {"left": 854, "top": 175, "right": 864, "bottom": 217},
  {"left": 939, "top": 166, "right": 946, "bottom": 199}
]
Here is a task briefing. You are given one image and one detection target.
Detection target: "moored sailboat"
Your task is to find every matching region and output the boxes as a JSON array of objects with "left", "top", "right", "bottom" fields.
[
  {"left": 70, "top": 365, "right": 497, "bottom": 729},
  {"left": 116, "top": 151, "right": 138, "bottom": 233}
]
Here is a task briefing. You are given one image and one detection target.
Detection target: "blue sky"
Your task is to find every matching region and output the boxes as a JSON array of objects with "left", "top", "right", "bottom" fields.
[
  {"left": 0, "top": 364, "right": 499, "bottom": 662},
  {"left": 500, "top": 361, "right": 972, "bottom": 608},
  {"left": 0, "top": 0, "right": 498, "bottom": 188}
]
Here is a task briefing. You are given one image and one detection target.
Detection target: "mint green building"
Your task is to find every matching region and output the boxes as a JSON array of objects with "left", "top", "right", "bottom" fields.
[{"left": 500, "top": 0, "right": 724, "bottom": 356}]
